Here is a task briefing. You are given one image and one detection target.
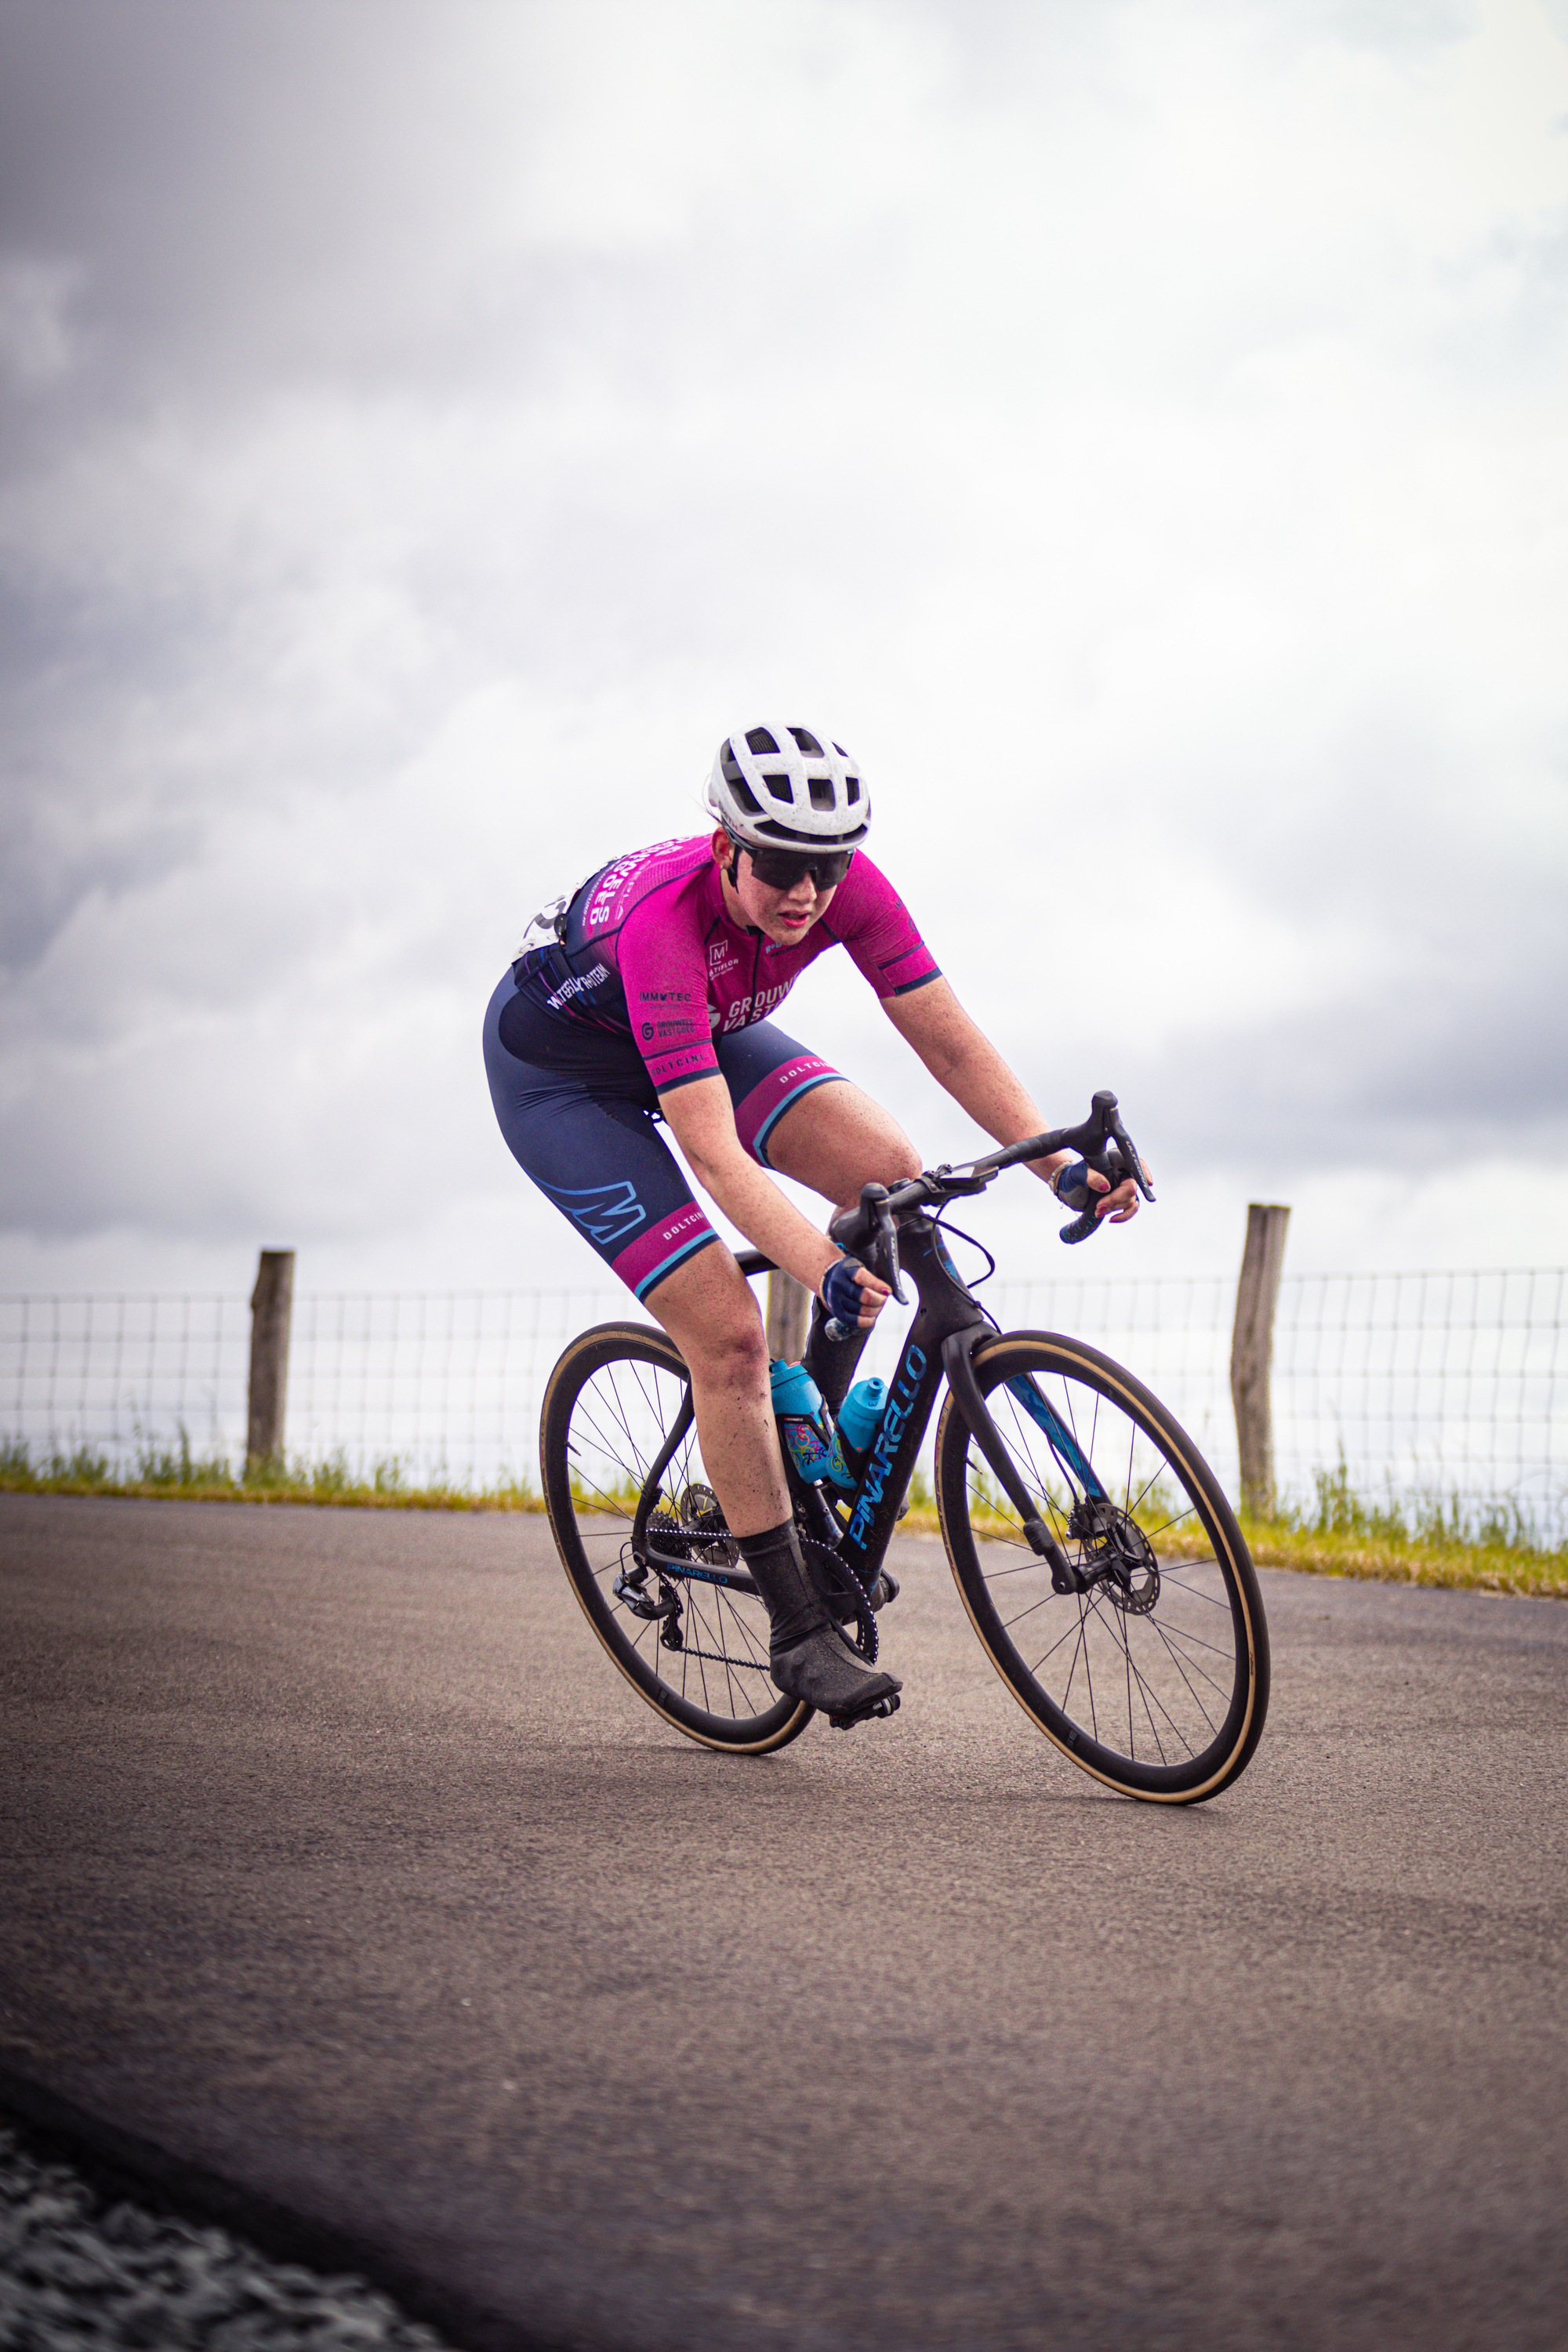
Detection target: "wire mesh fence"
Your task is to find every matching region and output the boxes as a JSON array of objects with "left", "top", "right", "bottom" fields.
[
  {"left": 2, "top": 1263, "right": 1563, "bottom": 1541},
  {"left": 0, "top": 1294, "right": 250, "bottom": 1473},
  {"left": 975, "top": 1265, "right": 1566, "bottom": 1543},
  {"left": 1270, "top": 1268, "right": 1565, "bottom": 1544}
]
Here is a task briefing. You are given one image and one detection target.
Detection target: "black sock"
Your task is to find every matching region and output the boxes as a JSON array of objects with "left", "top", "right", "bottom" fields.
[
  {"left": 802, "top": 1294, "right": 871, "bottom": 1417},
  {"left": 737, "top": 1520, "right": 825, "bottom": 1653}
]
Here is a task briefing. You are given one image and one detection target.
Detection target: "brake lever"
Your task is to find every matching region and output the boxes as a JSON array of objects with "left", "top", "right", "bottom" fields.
[
  {"left": 877, "top": 1202, "right": 907, "bottom": 1305},
  {"left": 1058, "top": 1091, "right": 1155, "bottom": 1244},
  {"left": 1105, "top": 1105, "right": 1156, "bottom": 1203}
]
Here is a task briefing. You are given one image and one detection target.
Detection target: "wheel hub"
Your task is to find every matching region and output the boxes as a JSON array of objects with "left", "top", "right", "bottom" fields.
[{"left": 1067, "top": 1495, "right": 1161, "bottom": 1615}]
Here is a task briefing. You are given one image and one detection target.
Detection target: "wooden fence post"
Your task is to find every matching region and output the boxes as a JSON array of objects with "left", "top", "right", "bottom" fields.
[
  {"left": 247, "top": 1249, "right": 296, "bottom": 1471},
  {"left": 766, "top": 1269, "right": 811, "bottom": 1366},
  {"left": 1230, "top": 1205, "right": 1290, "bottom": 1519}
]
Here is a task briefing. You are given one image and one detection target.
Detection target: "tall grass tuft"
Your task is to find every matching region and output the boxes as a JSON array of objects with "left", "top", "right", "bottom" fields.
[
  {"left": 0, "top": 1431, "right": 539, "bottom": 1514},
  {"left": 1241, "top": 1452, "right": 1566, "bottom": 1598}
]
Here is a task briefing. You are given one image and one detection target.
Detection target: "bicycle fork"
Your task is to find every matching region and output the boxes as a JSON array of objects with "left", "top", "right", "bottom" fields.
[{"left": 942, "top": 1334, "right": 1092, "bottom": 1595}]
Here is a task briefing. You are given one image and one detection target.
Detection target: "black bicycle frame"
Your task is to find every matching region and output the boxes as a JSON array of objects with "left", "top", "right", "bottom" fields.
[{"left": 634, "top": 1218, "right": 1105, "bottom": 1600}]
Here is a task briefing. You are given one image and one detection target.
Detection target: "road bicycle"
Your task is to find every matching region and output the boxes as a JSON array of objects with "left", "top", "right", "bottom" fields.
[{"left": 540, "top": 1092, "right": 1270, "bottom": 1804}]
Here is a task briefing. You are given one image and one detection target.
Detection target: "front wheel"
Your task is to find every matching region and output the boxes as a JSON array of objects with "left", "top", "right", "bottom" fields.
[
  {"left": 936, "top": 1331, "right": 1269, "bottom": 1802},
  {"left": 540, "top": 1321, "right": 811, "bottom": 1754}
]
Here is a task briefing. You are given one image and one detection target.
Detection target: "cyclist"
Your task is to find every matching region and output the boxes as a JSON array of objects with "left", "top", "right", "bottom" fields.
[{"left": 484, "top": 722, "right": 1142, "bottom": 1727}]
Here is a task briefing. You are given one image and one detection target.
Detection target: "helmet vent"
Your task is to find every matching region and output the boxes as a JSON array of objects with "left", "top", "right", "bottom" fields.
[{"left": 705, "top": 720, "right": 869, "bottom": 852}]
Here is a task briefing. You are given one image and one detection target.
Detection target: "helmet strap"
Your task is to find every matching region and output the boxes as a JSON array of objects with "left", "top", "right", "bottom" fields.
[{"left": 718, "top": 829, "right": 765, "bottom": 936}]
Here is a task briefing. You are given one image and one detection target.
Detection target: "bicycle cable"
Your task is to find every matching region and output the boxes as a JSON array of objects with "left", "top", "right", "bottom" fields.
[
  {"left": 931, "top": 1211, "right": 997, "bottom": 1288},
  {"left": 927, "top": 1210, "right": 1004, "bottom": 1330}
]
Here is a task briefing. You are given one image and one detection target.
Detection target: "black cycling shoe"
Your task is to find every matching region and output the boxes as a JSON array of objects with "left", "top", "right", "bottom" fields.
[{"left": 769, "top": 1624, "right": 903, "bottom": 1727}]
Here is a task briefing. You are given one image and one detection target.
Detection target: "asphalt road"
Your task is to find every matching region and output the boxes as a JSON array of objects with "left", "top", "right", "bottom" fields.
[{"left": 2, "top": 1491, "right": 1565, "bottom": 2352}]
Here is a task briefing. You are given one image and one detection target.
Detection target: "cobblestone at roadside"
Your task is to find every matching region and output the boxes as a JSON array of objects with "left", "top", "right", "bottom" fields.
[{"left": 0, "top": 2122, "right": 458, "bottom": 2352}]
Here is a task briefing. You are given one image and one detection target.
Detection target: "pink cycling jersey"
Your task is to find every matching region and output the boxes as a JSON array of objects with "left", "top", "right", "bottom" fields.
[{"left": 523, "top": 836, "right": 941, "bottom": 1091}]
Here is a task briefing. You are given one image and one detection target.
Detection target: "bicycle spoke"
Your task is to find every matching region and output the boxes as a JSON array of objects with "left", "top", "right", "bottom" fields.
[
  {"left": 942, "top": 1332, "right": 1265, "bottom": 1799},
  {"left": 544, "top": 1328, "right": 805, "bottom": 1754}
]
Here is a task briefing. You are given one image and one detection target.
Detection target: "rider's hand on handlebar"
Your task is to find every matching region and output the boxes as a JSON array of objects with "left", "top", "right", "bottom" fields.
[
  {"left": 1093, "top": 1167, "right": 1146, "bottom": 1224},
  {"left": 821, "top": 1253, "right": 891, "bottom": 1331},
  {"left": 1051, "top": 1147, "right": 1152, "bottom": 1226}
]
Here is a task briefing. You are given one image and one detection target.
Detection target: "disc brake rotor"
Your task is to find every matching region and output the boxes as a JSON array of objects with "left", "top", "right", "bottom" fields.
[{"left": 1067, "top": 1496, "right": 1161, "bottom": 1616}]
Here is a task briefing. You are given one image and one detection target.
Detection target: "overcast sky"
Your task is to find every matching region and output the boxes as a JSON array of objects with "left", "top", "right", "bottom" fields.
[{"left": 2, "top": 0, "right": 1566, "bottom": 1304}]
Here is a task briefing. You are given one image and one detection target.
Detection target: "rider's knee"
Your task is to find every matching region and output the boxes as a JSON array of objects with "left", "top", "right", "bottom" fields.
[
  {"left": 656, "top": 1254, "right": 770, "bottom": 1384},
  {"left": 691, "top": 1298, "right": 770, "bottom": 1388},
  {"left": 851, "top": 1112, "right": 920, "bottom": 1190},
  {"left": 883, "top": 1125, "right": 920, "bottom": 1183}
]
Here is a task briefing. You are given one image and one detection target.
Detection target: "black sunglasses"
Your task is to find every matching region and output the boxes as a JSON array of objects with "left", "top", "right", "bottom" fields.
[{"left": 743, "top": 841, "right": 857, "bottom": 891}]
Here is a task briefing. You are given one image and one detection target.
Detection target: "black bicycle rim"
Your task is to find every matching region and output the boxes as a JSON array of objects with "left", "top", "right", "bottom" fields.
[
  {"left": 540, "top": 1322, "right": 810, "bottom": 1754},
  {"left": 937, "top": 1331, "right": 1269, "bottom": 1802}
]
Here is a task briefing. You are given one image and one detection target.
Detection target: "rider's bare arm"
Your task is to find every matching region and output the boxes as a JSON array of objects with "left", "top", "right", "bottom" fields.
[
  {"left": 659, "top": 1076, "right": 894, "bottom": 1316},
  {"left": 882, "top": 978, "right": 1142, "bottom": 1222}
]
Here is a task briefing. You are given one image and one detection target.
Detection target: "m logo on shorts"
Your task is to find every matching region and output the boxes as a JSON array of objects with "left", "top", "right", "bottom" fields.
[{"left": 539, "top": 1177, "right": 646, "bottom": 1244}]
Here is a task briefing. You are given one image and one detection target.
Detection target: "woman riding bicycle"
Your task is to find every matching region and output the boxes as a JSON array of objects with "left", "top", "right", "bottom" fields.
[{"left": 483, "top": 722, "right": 1142, "bottom": 1728}]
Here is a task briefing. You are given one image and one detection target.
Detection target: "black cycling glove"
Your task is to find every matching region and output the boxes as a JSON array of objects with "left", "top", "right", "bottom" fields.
[
  {"left": 1051, "top": 1145, "right": 1127, "bottom": 1214},
  {"left": 821, "top": 1256, "right": 865, "bottom": 1327}
]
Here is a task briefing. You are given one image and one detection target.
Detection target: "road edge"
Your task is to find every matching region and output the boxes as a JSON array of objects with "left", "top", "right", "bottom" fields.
[{"left": 0, "top": 2056, "right": 568, "bottom": 2352}]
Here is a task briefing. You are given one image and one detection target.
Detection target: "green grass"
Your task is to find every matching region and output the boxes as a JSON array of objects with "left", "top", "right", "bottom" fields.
[
  {"left": 899, "top": 1454, "right": 1566, "bottom": 1598},
  {"left": 4, "top": 1434, "right": 1561, "bottom": 1595},
  {"left": 0, "top": 1432, "right": 542, "bottom": 1514},
  {"left": 1237, "top": 1457, "right": 1567, "bottom": 1599}
]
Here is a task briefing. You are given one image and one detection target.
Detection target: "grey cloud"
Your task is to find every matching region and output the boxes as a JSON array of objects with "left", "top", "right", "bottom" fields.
[
  {"left": 1, "top": 0, "right": 1564, "bottom": 1270},
  {"left": 0, "top": 3, "right": 545, "bottom": 391},
  {"left": 1280, "top": 0, "right": 1476, "bottom": 49},
  {"left": 1105, "top": 924, "right": 1568, "bottom": 1185}
]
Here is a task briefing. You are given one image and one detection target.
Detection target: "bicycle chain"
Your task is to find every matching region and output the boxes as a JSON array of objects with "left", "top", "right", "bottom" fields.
[
  {"left": 626, "top": 1519, "right": 877, "bottom": 1668},
  {"left": 800, "top": 1534, "right": 877, "bottom": 1664}
]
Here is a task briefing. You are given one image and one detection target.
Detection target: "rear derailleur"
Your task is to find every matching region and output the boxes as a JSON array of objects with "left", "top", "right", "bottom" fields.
[{"left": 615, "top": 1483, "right": 737, "bottom": 1651}]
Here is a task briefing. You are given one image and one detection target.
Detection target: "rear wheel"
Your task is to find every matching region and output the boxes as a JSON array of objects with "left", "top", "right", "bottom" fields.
[
  {"left": 936, "top": 1331, "right": 1269, "bottom": 1802},
  {"left": 540, "top": 1321, "right": 811, "bottom": 1754}
]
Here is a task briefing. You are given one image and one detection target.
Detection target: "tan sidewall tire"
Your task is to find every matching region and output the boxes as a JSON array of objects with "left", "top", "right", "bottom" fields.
[
  {"left": 936, "top": 1330, "right": 1269, "bottom": 1804},
  {"left": 541, "top": 1321, "right": 812, "bottom": 1755}
]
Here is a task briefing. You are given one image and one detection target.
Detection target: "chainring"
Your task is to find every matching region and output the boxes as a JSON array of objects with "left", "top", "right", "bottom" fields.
[{"left": 802, "top": 1535, "right": 877, "bottom": 1662}]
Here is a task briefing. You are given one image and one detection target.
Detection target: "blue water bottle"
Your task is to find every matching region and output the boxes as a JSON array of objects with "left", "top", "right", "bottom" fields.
[
  {"left": 826, "top": 1377, "right": 887, "bottom": 1492},
  {"left": 770, "top": 1359, "right": 833, "bottom": 1484}
]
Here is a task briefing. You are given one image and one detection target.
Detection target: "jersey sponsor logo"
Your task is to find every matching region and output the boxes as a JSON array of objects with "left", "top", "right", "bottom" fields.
[
  {"left": 846, "top": 1345, "right": 927, "bottom": 1549},
  {"left": 538, "top": 1176, "right": 646, "bottom": 1244},
  {"left": 720, "top": 978, "right": 793, "bottom": 1033},
  {"left": 637, "top": 988, "right": 691, "bottom": 1005},
  {"left": 641, "top": 1017, "right": 692, "bottom": 1040},
  {"left": 583, "top": 837, "right": 689, "bottom": 928},
  {"left": 544, "top": 961, "right": 609, "bottom": 1011}
]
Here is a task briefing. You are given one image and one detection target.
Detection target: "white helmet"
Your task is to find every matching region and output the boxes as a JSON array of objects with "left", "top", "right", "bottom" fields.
[{"left": 705, "top": 722, "right": 872, "bottom": 851}]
